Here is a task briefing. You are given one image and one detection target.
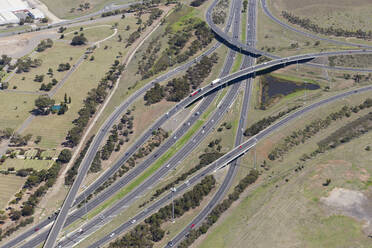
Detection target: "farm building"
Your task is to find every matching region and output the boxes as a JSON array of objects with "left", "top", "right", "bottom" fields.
[
  {"left": 0, "top": 11, "right": 19, "bottom": 25},
  {"left": 28, "top": 9, "right": 44, "bottom": 19},
  {"left": 0, "top": 0, "right": 29, "bottom": 12},
  {"left": 0, "top": 0, "right": 45, "bottom": 25}
]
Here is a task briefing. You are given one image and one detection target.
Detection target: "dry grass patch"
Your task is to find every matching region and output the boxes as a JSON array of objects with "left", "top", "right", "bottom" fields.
[{"left": 0, "top": 175, "right": 25, "bottom": 209}]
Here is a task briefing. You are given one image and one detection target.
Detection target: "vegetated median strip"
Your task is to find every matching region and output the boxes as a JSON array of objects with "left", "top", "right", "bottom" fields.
[
  {"left": 84, "top": 98, "right": 220, "bottom": 220},
  {"left": 241, "top": 8, "right": 247, "bottom": 44}
]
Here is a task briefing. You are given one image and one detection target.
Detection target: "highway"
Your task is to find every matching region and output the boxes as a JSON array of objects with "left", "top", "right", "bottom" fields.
[
  {"left": 0, "top": 16, "right": 234, "bottom": 248},
  {"left": 2, "top": 2, "right": 239, "bottom": 248},
  {"left": 8, "top": 23, "right": 372, "bottom": 248},
  {"left": 85, "top": 85, "right": 372, "bottom": 248},
  {"left": 3, "top": 1, "right": 372, "bottom": 247},
  {"left": 54, "top": 0, "right": 243, "bottom": 246},
  {"left": 50, "top": 2, "right": 372, "bottom": 248},
  {"left": 66, "top": 1, "right": 246, "bottom": 246},
  {"left": 168, "top": 0, "right": 257, "bottom": 245}
]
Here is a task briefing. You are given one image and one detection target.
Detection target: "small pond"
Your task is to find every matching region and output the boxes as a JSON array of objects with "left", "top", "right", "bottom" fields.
[{"left": 261, "top": 74, "right": 320, "bottom": 107}]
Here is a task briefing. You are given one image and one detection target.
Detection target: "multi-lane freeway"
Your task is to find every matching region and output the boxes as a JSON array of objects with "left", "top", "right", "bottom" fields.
[
  {"left": 3, "top": 0, "right": 372, "bottom": 247},
  {"left": 43, "top": 0, "right": 244, "bottom": 246},
  {"left": 2, "top": 2, "right": 239, "bottom": 248}
]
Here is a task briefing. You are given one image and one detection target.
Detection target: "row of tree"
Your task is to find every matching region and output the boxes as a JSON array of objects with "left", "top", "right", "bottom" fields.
[
  {"left": 78, "top": 128, "right": 168, "bottom": 208},
  {"left": 108, "top": 175, "right": 216, "bottom": 248},
  {"left": 142, "top": 146, "right": 223, "bottom": 207},
  {"left": 244, "top": 105, "right": 301, "bottom": 137},
  {"left": 66, "top": 59, "right": 124, "bottom": 147},
  {"left": 0, "top": 148, "right": 70, "bottom": 239},
  {"left": 126, "top": 8, "right": 163, "bottom": 48},
  {"left": 65, "top": 136, "right": 94, "bottom": 185},
  {"left": 144, "top": 53, "right": 218, "bottom": 105},
  {"left": 282, "top": 11, "right": 372, "bottom": 40},
  {"left": 268, "top": 99, "right": 372, "bottom": 161}
]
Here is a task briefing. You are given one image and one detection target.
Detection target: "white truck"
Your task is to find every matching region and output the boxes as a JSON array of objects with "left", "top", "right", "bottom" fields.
[{"left": 211, "top": 78, "right": 221, "bottom": 86}]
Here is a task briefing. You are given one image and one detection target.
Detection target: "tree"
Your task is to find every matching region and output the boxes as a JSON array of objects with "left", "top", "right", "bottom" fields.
[
  {"left": 64, "top": 93, "right": 68, "bottom": 103},
  {"left": 21, "top": 204, "right": 34, "bottom": 216},
  {"left": 71, "top": 34, "right": 88, "bottom": 46},
  {"left": 35, "top": 136, "right": 42, "bottom": 144},
  {"left": 58, "top": 149, "right": 72, "bottom": 163},
  {"left": 10, "top": 210, "right": 21, "bottom": 221},
  {"left": 242, "top": 0, "right": 248, "bottom": 12},
  {"left": 323, "top": 178, "right": 331, "bottom": 186},
  {"left": 68, "top": 96, "right": 72, "bottom": 104},
  {"left": 34, "top": 95, "right": 55, "bottom": 114},
  {"left": 48, "top": 68, "right": 53, "bottom": 76}
]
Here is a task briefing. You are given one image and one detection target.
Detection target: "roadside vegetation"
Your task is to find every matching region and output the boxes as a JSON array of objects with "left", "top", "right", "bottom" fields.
[
  {"left": 268, "top": 98, "right": 372, "bottom": 161},
  {"left": 144, "top": 53, "right": 218, "bottom": 105},
  {"left": 179, "top": 170, "right": 258, "bottom": 247},
  {"left": 282, "top": 11, "right": 372, "bottom": 40},
  {"left": 0, "top": 149, "right": 71, "bottom": 241},
  {"left": 108, "top": 175, "right": 216, "bottom": 247},
  {"left": 212, "top": 0, "right": 229, "bottom": 25}
]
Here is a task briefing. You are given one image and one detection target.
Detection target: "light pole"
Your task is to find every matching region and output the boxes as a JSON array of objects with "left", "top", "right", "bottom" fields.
[{"left": 171, "top": 187, "right": 176, "bottom": 223}]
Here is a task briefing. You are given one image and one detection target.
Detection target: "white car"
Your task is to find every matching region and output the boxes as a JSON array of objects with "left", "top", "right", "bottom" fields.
[
  {"left": 110, "top": 232, "right": 115, "bottom": 238},
  {"left": 131, "top": 219, "right": 136, "bottom": 224}
]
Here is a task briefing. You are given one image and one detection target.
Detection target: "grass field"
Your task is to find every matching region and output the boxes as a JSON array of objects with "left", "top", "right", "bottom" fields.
[
  {"left": 0, "top": 92, "right": 37, "bottom": 130},
  {"left": 256, "top": 0, "right": 358, "bottom": 57},
  {"left": 10, "top": 42, "right": 84, "bottom": 92},
  {"left": 0, "top": 159, "right": 52, "bottom": 171},
  {"left": 0, "top": 175, "right": 25, "bottom": 210},
  {"left": 62, "top": 25, "right": 116, "bottom": 43},
  {"left": 266, "top": 0, "right": 372, "bottom": 46},
  {"left": 270, "top": 0, "right": 372, "bottom": 33},
  {"left": 20, "top": 15, "right": 139, "bottom": 148},
  {"left": 40, "top": 0, "right": 137, "bottom": 19},
  {"left": 195, "top": 90, "right": 372, "bottom": 248}
]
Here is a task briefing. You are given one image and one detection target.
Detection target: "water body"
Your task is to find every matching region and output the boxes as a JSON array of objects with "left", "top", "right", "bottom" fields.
[{"left": 261, "top": 74, "right": 319, "bottom": 107}]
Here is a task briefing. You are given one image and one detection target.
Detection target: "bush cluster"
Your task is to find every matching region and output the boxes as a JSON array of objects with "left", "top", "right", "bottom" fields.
[{"left": 108, "top": 176, "right": 216, "bottom": 248}]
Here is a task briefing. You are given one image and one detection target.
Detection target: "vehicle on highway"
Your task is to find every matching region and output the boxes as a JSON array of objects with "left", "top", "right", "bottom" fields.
[
  {"left": 110, "top": 232, "right": 115, "bottom": 238},
  {"left": 190, "top": 89, "right": 201, "bottom": 97},
  {"left": 190, "top": 223, "right": 195, "bottom": 229},
  {"left": 167, "top": 241, "right": 174, "bottom": 247},
  {"left": 211, "top": 78, "right": 221, "bottom": 86},
  {"left": 131, "top": 219, "right": 136, "bottom": 224}
]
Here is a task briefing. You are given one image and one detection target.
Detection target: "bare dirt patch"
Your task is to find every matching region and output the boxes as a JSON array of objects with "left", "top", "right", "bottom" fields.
[
  {"left": 321, "top": 187, "right": 372, "bottom": 235},
  {"left": 0, "top": 31, "right": 58, "bottom": 58}
]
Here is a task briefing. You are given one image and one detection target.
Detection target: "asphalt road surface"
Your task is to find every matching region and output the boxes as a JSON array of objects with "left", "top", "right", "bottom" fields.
[{"left": 3, "top": 2, "right": 238, "bottom": 248}]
